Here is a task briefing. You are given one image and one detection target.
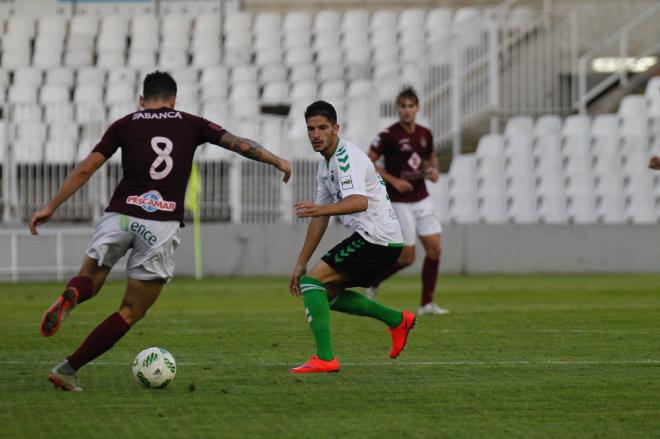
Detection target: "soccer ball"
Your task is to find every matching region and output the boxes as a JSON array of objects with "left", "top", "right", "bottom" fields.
[{"left": 132, "top": 347, "right": 177, "bottom": 389}]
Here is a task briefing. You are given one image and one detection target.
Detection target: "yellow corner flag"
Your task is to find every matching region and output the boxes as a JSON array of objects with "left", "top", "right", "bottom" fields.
[{"left": 185, "top": 163, "right": 203, "bottom": 280}]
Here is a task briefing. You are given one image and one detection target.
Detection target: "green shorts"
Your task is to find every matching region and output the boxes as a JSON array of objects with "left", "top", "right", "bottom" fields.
[{"left": 321, "top": 232, "right": 403, "bottom": 287}]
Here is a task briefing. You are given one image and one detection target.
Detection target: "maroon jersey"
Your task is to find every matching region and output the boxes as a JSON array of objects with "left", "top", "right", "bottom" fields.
[
  {"left": 369, "top": 122, "right": 434, "bottom": 203},
  {"left": 92, "top": 107, "right": 226, "bottom": 223}
]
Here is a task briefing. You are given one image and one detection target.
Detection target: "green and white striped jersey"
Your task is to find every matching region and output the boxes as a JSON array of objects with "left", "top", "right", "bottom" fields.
[{"left": 315, "top": 138, "right": 403, "bottom": 247}]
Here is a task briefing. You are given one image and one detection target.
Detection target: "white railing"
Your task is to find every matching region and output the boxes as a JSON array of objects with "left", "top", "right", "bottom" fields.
[
  {"left": 0, "top": 107, "right": 319, "bottom": 226},
  {"left": 576, "top": 2, "right": 660, "bottom": 113},
  {"left": 423, "top": 6, "right": 577, "bottom": 156}
]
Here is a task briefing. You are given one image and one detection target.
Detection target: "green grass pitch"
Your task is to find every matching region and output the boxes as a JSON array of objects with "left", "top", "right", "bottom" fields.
[{"left": 1, "top": 274, "right": 659, "bottom": 438}]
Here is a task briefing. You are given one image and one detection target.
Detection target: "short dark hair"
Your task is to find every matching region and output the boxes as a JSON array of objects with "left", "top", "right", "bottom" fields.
[
  {"left": 304, "top": 100, "right": 337, "bottom": 124},
  {"left": 142, "top": 71, "right": 177, "bottom": 101},
  {"left": 396, "top": 86, "right": 419, "bottom": 106}
]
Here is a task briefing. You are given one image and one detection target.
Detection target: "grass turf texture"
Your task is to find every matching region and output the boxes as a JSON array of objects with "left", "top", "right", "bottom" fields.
[{"left": 1, "top": 274, "right": 659, "bottom": 438}]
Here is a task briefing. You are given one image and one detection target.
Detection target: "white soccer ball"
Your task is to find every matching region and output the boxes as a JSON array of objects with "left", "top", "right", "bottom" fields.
[{"left": 132, "top": 347, "right": 177, "bottom": 389}]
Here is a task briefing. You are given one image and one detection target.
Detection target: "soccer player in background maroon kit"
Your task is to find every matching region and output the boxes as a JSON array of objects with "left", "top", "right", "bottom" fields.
[
  {"left": 366, "top": 87, "right": 449, "bottom": 316},
  {"left": 29, "top": 71, "right": 291, "bottom": 391}
]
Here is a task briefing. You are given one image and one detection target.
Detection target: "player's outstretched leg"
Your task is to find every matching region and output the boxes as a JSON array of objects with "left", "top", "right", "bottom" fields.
[
  {"left": 329, "top": 290, "right": 416, "bottom": 358},
  {"left": 48, "top": 360, "right": 82, "bottom": 392},
  {"left": 290, "top": 275, "right": 340, "bottom": 373},
  {"left": 40, "top": 276, "right": 94, "bottom": 337}
]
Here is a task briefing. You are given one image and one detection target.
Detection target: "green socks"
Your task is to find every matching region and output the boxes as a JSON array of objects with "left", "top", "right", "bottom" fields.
[
  {"left": 329, "top": 290, "right": 403, "bottom": 328},
  {"left": 300, "top": 275, "right": 334, "bottom": 361}
]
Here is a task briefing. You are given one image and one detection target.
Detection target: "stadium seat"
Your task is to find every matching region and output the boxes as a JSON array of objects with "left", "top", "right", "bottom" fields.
[
  {"left": 162, "top": 15, "right": 191, "bottom": 34},
  {"left": 341, "top": 10, "right": 369, "bottom": 34},
  {"left": 259, "top": 64, "right": 288, "bottom": 86},
  {"left": 426, "top": 8, "right": 453, "bottom": 42},
  {"left": 100, "top": 15, "right": 129, "bottom": 35},
  {"left": 623, "top": 170, "right": 657, "bottom": 223},
  {"left": 447, "top": 154, "right": 478, "bottom": 223},
  {"left": 283, "top": 11, "right": 311, "bottom": 33},
  {"left": 14, "top": 139, "right": 44, "bottom": 164},
  {"left": 69, "top": 15, "right": 98, "bottom": 37},
  {"left": 290, "top": 80, "right": 317, "bottom": 103},
  {"left": 254, "top": 47, "right": 284, "bottom": 67},
  {"left": 284, "top": 47, "right": 312, "bottom": 67},
  {"left": 44, "top": 103, "right": 74, "bottom": 124},
  {"left": 254, "top": 11, "right": 281, "bottom": 34},
  {"left": 77, "top": 67, "right": 106, "bottom": 86},
  {"left": 97, "top": 30, "right": 127, "bottom": 52},
  {"left": 224, "top": 11, "right": 252, "bottom": 34},
  {"left": 45, "top": 67, "right": 75, "bottom": 89},
  {"left": 74, "top": 83, "right": 104, "bottom": 105},
  {"left": 159, "top": 49, "right": 188, "bottom": 69},
  {"left": 533, "top": 114, "right": 562, "bottom": 136},
  {"left": 313, "top": 10, "right": 341, "bottom": 34},
  {"left": 131, "top": 14, "right": 159, "bottom": 35},
  {"left": 109, "top": 102, "right": 139, "bottom": 121},
  {"left": 38, "top": 16, "right": 67, "bottom": 36},
  {"left": 13, "top": 67, "right": 44, "bottom": 86},
  {"left": 33, "top": 48, "right": 62, "bottom": 69},
  {"left": 313, "top": 30, "right": 341, "bottom": 53},
  {"left": 201, "top": 65, "right": 229, "bottom": 87},
  {"left": 505, "top": 115, "right": 534, "bottom": 137},
  {"left": 44, "top": 139, "right": 77, "bottom": 164},
  {"left": 192, "top": 47, "right": 222, "bottom": 68},
  {"left": 230, "top": 65, "right": 259, "bottom": 85},
  {"left": 64, "top": 49, "right": 94, "bottom": 68},
  {"left": 284, "top": 30, "right": 311, "bottom": 50},
  {"left": 290, "top": 64, "right": 316, "bottom": 82},
  {"left": 261, "top": 81, "right": 289, "bottom": 106},
  {"left": 128, "top": 50, "right": 157, "bottom": 69},
  {"left": 7, "top": 16, "right": 36, "bottom": 38},
  {"left": 40, "top": 84, "right": 70, "bottom": 104},
  {"left": 8, "top": 84, "right": 38, "bottom": 104},
  {"left": 194, "top": 14, "right": 222, "bottom": 35},
  {"left": 370, "top": 10, "right": 397, "bottom": 33},
  {"left": 105, "top": 83, "right": 135, "bottom": 105}
]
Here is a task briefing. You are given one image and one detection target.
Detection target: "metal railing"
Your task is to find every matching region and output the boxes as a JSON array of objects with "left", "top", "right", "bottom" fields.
[
  {"left": 423, "top": 5, "right": 577, "bottom": 155},
  {"left": 576, "top": 2, "right": 660, "bottom": 113},
  {"left": 0, "top": 109, "right": 320, "bottom": 226}
]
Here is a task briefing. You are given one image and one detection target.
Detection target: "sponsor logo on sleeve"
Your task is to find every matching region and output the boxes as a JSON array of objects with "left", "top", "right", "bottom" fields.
[
  {"left": 126, "top": 190, "right": 176, "bottom": 213},
  {"left": 340, "top": 175, "right": 353, "bottom": 190}
]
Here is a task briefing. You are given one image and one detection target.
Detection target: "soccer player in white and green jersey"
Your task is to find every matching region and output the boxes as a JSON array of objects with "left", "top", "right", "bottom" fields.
[{"left": 288, "top": 101, "right": 416, "bottom": 373}]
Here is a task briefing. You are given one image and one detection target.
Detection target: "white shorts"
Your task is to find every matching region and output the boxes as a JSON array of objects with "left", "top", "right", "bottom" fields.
[
  {"left": 392, "top": 197, "right": 442, "bottom": 246},
  {"left": 86, "top": 212, "right": 181, "bottom": 282}
]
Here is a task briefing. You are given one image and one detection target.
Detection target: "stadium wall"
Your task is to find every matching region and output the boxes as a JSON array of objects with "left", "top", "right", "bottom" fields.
[{"left": 2, "top": 223, "right": 659, "bottom": 281}]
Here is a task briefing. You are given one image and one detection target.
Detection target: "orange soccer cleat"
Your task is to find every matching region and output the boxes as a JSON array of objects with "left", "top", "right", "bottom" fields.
[
  {"left": 388, "top": 311, "right": 417, "bottom": 359},
  {"left": 288, "top": 356, "right": 340, "bottom": 374},
  {"left": 40, "top": 288, "right": 79, "bottom": 337}
]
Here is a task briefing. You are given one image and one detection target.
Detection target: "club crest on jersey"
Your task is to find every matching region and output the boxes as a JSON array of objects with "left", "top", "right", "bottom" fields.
[
  {"left": 340, "top": 175, "right": 353, "bottom": 190},
  {"left": 132, "top": 111, "right": 182, "bottom": 120},
  {"left": 126, "top": 190, "right": 176, "bottom": 213}
]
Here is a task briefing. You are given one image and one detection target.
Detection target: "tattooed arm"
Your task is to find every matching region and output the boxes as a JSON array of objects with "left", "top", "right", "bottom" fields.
[{"left": 219, "top": 131, "right": 291, "bottom": 182}]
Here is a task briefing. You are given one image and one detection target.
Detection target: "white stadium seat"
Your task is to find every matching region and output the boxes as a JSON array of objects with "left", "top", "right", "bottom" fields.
[{"left": 314, "top": 10, "right": 341, "bottom": 34}]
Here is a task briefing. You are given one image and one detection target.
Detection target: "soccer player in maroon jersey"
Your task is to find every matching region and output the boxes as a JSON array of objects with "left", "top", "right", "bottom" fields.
[
  {"left": 649, "top": 155, "right": 660, "bottom": 170},
  {"left": 365, "top": 86, "right": 449, "bottom": 316},
  {"left": 29, "top": 71, "right": 291, "bottom": 391}
]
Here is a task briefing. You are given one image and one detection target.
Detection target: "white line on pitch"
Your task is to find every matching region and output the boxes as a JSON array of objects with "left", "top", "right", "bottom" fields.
[{"left": 1, "top": 359, "right": 659, "bottom": 367}]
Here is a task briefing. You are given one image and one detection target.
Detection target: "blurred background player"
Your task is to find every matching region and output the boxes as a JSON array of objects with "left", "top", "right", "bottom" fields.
[
  {"left": 288, "top": 100, "right": 415, "bottom": 373},
  {"left": 365, "top": 87, "right": 449, "bottom": 316},
  {"left": 30, "top": 71, "right": 291, "bottom": 391},
  {"left": 649, "top": 155, "right": 660, "bottom": 170}
]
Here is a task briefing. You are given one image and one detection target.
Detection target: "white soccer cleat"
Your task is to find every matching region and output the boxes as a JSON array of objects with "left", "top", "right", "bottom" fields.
[
  {"left": 48, "top": 361, "right": 82, "bottom": 392},
  {"left": 417, "top": 302, "right": 450, "bottom": 315},
  {"left": 364, "top": 287, "right": 378, "bottom": 300}
]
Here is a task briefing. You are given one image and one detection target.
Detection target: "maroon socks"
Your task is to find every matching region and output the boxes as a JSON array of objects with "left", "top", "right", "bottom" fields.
[
  {"left": 421, "top": 257, "right": 440, "bottom": 306},
  {"left": 67, "top": 312, "right": 131, "bottom": 370},
  {"left": 66, "top": 276, "right": 94, "bottom": 304}
]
